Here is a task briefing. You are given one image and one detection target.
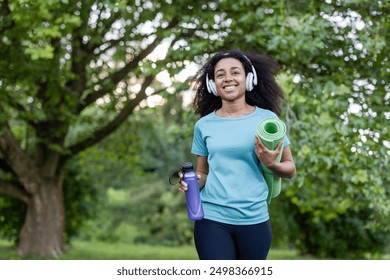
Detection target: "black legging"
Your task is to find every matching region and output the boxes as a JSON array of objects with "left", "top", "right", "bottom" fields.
[{"left": 194, "top": 219, "right": 272, "bottom": 260}]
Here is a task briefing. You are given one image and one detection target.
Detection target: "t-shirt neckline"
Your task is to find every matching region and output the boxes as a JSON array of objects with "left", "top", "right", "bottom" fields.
[{"left": 213, "top": 106, "right": 258, "bottom": 120}]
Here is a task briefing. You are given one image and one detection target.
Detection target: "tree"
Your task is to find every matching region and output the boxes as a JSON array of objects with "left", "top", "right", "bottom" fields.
[{"left": 0, "top": 0, "right": 226, "bottom": 257}]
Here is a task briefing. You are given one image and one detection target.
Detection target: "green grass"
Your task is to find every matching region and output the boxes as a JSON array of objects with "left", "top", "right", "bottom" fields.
[
  {"left": 61, "top": 241, "right": 199, "bottom": 260},
  {"left": 3, "top": 239, "right": 389, "bottom": 260},
  {"left": 0, "top": 239, "right": 311, "bottom": 260}
]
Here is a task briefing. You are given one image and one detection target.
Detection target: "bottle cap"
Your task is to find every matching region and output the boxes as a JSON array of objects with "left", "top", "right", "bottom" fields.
[{"left": 181, "top": 162, "right": 194, "bottom": 172}]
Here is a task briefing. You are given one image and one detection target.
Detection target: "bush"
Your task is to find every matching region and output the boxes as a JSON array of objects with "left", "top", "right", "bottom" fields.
[
  {"left": 290, "top": 205, "right": 390, "bottom": 259},
  {"left": 0, "top": 196, "right": 26, "bottom": 243}
]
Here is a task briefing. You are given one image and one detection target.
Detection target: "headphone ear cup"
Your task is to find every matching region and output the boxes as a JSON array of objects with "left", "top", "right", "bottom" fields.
[
  {"left": 246, "top": 72, "right": 254, "bottom": 92},
  {"left": 209, "top": 79, "right": 218, "bottom": 96},
  {"left": 206, "top": 74, "right": 219, "bottom": 96}
]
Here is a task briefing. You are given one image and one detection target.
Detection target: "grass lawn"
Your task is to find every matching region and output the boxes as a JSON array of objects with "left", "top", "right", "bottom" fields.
[{"left": 0, "top": 239, "right": 311, "bottom": 260}]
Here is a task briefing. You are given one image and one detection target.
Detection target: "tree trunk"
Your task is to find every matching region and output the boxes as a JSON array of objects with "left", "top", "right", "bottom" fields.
[{"left": 17, "top": 175, "right": 65, "bottom": 258}]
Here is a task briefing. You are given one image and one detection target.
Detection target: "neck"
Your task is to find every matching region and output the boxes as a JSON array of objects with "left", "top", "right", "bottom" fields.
[{"left": 217, "top": 101, "right": 255, "bottom": 118}]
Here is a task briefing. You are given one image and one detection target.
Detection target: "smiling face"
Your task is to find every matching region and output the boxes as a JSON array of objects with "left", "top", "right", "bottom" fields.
[{"left": 214, "top": 57, "right": 246, "bottom": 101}]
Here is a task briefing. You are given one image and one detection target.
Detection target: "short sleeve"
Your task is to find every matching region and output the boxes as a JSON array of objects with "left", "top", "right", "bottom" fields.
[
  {"left": 191, "top": 123, "right": 208, "bottom": 156},
  {"left": 283, "top": 134, "right": 290, "bottom": 147}
]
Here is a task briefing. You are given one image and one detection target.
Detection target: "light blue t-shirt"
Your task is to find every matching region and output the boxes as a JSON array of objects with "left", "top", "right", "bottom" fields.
[{"left": 191, "top": 107, "right": 290, "bottom": 225}]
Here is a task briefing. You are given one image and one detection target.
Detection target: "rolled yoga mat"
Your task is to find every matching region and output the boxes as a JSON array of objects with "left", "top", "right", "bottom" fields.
[{"left": 256, "top": 118, "right": 287, "bottom": 204}]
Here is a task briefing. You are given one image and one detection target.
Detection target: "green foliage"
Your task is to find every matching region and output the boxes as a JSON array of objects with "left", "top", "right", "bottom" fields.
[
  {"left": 268, "top": 194, "right": 300, "bottom": 248},
  {"left": 71, "top": 104, "right": 196, "bottom": 245},
  {"left": 0, "top": 197, "right": 26, "bottom": 243},
  {"left": 133, "top": 181, "right": 193, "bottom": 246},
  {"left": 291, "top": 207, "right": 389, "bottom": 259},
  {"left": 74, "top": 176, "right": 194, "bottom": 246},
  {"left": 63, "top": 160, "right": 102, "bottom": 243}
]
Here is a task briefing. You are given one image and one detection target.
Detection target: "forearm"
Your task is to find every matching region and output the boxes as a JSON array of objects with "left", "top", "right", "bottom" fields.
[
  {"left": 196, "top": 155, "right": 209, "bottom": 190},
  {"left": 259, "top": 144, "right": 296, "bottom": 179},
  {"left": 267, "top": 160, "right": 296, "bottom": 178},
  {"left": 197, "top": 173, "right": 207, "bottom": 190}
]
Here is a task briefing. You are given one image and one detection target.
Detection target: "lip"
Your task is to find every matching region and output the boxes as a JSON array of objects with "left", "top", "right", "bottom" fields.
[{"left": 222, "top": 84, "right": 238, "bottom": 90}]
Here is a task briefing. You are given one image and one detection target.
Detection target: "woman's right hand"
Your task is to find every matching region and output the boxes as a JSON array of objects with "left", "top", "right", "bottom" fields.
[
  {"left": 178, "top": 172, "right": 187, "bottom": 192},
  {"left": 178, "top": 172, "right": 202, "bottom": 192}
]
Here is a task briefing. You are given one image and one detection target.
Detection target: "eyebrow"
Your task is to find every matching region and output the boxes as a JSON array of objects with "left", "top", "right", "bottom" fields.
[{"left": 215, "top": 66, "right": 242, "bottom": 73}]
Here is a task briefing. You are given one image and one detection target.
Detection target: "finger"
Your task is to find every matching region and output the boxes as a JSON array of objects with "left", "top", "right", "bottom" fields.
[
  {"left": 276, "top": 141, "right": 284, "bottom": 153},
  {"left": 254, "top": 135, "right": 262, "bottom": 150},
  {"left": 254, "top": 136, "right": 262, "bottom": 154},
  {"left": 179, "top": 179, "right": 188, "bottom": 190},
  {"left": 255, "top": 135, "right": 267, "bottom": 150},
  {"left": 178, "top": 186, "right": 186, "bottom": 193},
  {"left": 254, "top": 135, "right": 261, "bottom": 145},
  {"left": 179, "top": 179, "right": 187, "bottom": 187}
]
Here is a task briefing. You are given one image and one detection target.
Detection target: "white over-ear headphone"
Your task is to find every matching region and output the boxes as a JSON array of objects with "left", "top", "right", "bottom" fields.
[{"left": 206, "top": 54, "right": 258, "bottom": 97}]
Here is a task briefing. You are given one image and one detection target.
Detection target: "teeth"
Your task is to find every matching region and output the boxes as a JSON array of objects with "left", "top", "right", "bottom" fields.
[{"left": 224, "top": 85, "right": 236, "bottom": 90}]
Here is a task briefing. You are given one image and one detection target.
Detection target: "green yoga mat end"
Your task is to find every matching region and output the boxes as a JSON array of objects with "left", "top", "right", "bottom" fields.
[{"left": 256, "top": 118, "right": 287, "bottom": 204}]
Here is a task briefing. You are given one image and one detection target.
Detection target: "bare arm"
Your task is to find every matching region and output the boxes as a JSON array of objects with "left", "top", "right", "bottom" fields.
[
  {"left": 195, "top": 155, "right": 209, "bottom": 190},
  {"left": 255, "top": 135, "right": 296, "bottom": 178}
]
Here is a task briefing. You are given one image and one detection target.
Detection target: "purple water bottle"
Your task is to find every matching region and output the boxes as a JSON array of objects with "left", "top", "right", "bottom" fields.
[{"left": 182, "top": 162, "right": 204, "bottom": 221}]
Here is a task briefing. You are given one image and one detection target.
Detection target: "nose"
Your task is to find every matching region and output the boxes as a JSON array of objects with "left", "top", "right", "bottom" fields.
[{"left": 224, "top": 74, "right": 233, "bottom": 81}]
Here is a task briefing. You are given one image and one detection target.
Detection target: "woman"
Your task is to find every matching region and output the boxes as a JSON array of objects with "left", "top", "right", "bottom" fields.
[{"left": 179, "top": 50, "right": 296, "bottom": 260}]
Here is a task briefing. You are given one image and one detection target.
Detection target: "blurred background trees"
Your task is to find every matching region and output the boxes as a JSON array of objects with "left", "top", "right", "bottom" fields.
[{"left": 0, "top": 0, "right": 389, "bottom": 259}]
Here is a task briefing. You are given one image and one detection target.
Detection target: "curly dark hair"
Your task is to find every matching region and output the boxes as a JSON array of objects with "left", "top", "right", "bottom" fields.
[{"left": 191, "top": 49, "right": 285, "bottom": 117}]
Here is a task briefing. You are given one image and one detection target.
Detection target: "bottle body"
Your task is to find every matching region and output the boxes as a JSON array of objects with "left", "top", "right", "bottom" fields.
[{"left": 182, "top": 163, "right": 204, "bottom": 221}]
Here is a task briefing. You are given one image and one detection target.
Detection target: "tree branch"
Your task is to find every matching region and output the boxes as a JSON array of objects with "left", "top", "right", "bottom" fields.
[
  {"left": 77, "top": 17, "right": 180, "bottom": 113},
  {"left": 0, "top": 0, "right": 15, "bottom": 35},
  {"left": 0, "top": 157, "right": 14, "bottom": 174},
  {"left": 63, "top": 75, "right": 155, "bottom": 161},
  {"left": 0, "top": 179, "right": 30, "bottom": 204},
  {"left": 0, "top": 131, "right": 41, "bottom": 194},
  {"left": 0, "top": 105, "right": 41, "bottom": 194},
  {"left": 85, "top": 11, "right": 123, "bottom": 54},
  {"left": 63, "top": 1, "right": 96, "bottom": 104},
  {"left": 77, "top": 37, "right": 162, "bottom": 113}
]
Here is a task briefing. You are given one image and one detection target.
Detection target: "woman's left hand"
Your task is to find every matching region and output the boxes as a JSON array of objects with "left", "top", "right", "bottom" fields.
[{"left": 254, "top": 135, "right": 283, "bottom": 170}]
